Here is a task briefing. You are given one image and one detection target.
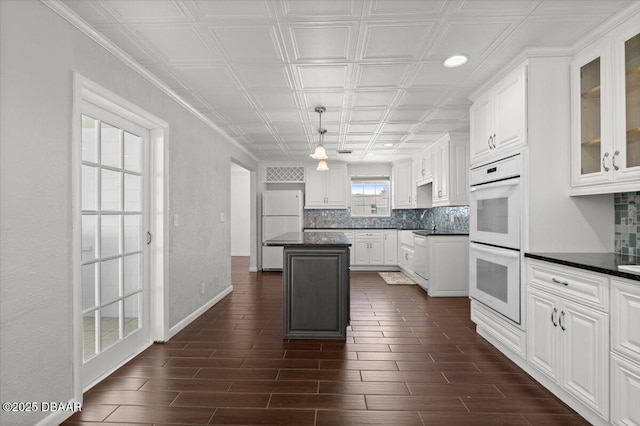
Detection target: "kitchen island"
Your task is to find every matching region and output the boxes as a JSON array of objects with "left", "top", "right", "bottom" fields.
[{"left": 265, "top": 232, "right": 351, "bottom": 339}]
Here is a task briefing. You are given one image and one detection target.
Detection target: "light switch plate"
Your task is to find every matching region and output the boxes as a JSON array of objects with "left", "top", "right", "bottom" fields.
[
  {"left": 173, "top": 214, "right": 179, "bottom": 226},
  {"left": 219, "top": 212, "right": 225, "bottom": 222}
]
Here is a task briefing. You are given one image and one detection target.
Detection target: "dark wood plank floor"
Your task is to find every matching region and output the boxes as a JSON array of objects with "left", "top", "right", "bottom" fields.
[{"left": 63, "top": 257, "right": 588, "bottom": 426}]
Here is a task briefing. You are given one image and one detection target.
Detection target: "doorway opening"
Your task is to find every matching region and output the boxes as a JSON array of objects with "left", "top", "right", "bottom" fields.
[{"left": 230, "top": 162, "right": 252, "bottom": 270}]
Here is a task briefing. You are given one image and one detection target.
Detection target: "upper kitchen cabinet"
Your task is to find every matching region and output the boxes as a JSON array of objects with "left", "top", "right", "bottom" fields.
[
  {"left": 470, "top": 65, "right": 527, "bottom": 166},
  {"left": 415, "top": 146, "right": 433, "bottom": 185},
  {"left": 570, "top": 15, "right": 640, "bottom": 195},
  {"left": 432, "top": 134, "right": 470, "bottom": 207},
  {"left": 305, "top": 165, "right": 348, "bottom": 209},
  {"left": 392, "top": 160, "right": 417, "bottom": 209}
]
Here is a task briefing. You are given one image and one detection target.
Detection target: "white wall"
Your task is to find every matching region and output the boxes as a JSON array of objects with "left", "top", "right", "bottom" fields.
[
  {"left": 527, "top": 57, "right": 613, "bottom": 252},
  {"left": 0, "top": 2, "right": 257, "bottom": 425},
  {"left": 230, "top": 164, "right": 250, "bottom": 256}
]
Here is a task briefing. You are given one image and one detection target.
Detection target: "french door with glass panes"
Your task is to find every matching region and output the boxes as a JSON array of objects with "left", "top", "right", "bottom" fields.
[{"left": 80, "top": 105, "right": 151, "bottom": 388}]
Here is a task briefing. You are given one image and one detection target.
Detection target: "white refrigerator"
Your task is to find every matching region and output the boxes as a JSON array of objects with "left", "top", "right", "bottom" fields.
[{"left": 262, "top": 190, "right": 303, "bottom": 271}]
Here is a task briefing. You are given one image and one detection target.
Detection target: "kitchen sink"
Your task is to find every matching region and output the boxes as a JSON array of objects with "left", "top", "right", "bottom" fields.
[{"left": 618, "top": 265, "right": 640, "bottom": 275}]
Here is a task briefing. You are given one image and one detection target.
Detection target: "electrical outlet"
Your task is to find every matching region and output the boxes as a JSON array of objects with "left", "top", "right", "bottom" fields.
[
  {"left": 173, "top": 214, "right": 179, "bottom": 227},
  {"left": 450, "top": 213, "right": 455, "bottom": 223},
  {"left": 200, "top": 282, "right": 205, "bottom": 295}
]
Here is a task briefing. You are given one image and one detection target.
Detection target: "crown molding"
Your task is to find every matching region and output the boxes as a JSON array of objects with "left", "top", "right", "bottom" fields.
[
  {"left": 469, "top": 1, "right": 640, "bottom": 101},
  {"left": 40, "top": 0, "right": 259, "bottom": 163}
]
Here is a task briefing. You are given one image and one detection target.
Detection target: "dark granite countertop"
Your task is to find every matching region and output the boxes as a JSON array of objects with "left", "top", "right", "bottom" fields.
[
  {"left": 265, "top": 232, "right": 351, "bottom": 247},
  {"left": 305, "top": 227, "right": 412, "bottom": 230},
  {"left": 525, "top": 252, "right": 640, "bottom": 282},
  {"left": 303, "top": 227, "right": 469, "bottom": 235},
  {"left": 413, "top": 230, "right": 469, "bottom": 236}
]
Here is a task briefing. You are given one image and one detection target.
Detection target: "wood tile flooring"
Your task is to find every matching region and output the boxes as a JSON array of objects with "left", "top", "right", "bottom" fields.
[{"left": 63, "top": 257, "right": 588, "bottom": 426}]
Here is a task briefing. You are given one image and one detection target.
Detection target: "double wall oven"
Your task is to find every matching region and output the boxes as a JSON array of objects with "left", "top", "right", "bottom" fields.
[{"left": 469, "top": 154, "right": 522, "bottom": 324}]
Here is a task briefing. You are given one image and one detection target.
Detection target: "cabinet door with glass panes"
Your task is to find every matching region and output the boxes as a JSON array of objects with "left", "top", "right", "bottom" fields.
[
  {"left": 612, "top": 27, "right": 640, "bottom": 182},
  {"left": 571, "top": 42, "right": 612, "bottom": 187},
  {"left": 571, "top": 15, "right": 640, "bottom": 193}
]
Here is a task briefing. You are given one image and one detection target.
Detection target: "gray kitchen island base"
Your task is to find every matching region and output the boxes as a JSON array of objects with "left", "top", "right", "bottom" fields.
[{"left": 283, "top": 246, "right": 350, "bottom": 339}]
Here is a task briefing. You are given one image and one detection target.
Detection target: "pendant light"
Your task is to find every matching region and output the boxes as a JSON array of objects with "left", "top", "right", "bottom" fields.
[
  {"left": 310, "top": 106, "right": 328, "bottom": 165},
  {"left": 316, "top": 160, "right": 329, "bottom": 171}
]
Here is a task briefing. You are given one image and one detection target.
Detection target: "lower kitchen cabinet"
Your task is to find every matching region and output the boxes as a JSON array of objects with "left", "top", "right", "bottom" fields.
[
  {"left": 354, "top": 231, "right": 383, "bottom": 265},
  {"left": 610, "top": 278, "right": 640, "bottom": 425},
  {"left": 611, "top": 353, "right": 640, "bottom": 426},
  {"left": 427, "top": 236, "right": 468, "bottom": 297},
  {"left": 527, "top": 261, "right": 610, "bottom": 421},
  {"left": 383, "top": 230, "right": 398, "bottom": 265}
]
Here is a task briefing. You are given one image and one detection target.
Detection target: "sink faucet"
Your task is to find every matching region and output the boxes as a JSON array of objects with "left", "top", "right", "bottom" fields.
[
  {"left": 420, "top": 210, "right": 427, "bottom": 220},
  {"left": 431, "top": 219, "right": 436, "bottom": 231}
]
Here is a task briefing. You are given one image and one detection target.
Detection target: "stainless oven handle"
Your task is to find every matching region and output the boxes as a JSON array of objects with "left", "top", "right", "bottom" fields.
[{"left": 470, "top": 178, "right": 520, "bottom": 192}]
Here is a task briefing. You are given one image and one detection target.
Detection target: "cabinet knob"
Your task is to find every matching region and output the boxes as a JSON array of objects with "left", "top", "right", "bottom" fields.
[{"left": 602, "top": 152, "right": 610, "bottom": 172}]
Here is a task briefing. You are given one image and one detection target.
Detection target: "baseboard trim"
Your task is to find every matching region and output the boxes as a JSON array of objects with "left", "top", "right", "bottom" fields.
[
  {"left": 231, "top": 252, "right": 250, "bottom": 257},
  {"left": 350, "top": 266, "right": 400, "bottom": 272},
  {"left": 168, "top": 285, "right": 233, "bottom": 339},
  {"left": 248, "top": 267, "right": 258, "bottom": 272}
]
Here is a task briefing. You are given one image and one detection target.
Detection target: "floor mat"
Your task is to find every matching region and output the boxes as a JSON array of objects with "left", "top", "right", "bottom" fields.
[{"left": 378, "top": 271, "right": 416, "bottom": 285}]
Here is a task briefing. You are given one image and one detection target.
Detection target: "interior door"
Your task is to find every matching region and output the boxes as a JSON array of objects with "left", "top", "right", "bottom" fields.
[{"left": 80, "top": 106, "right": 151, "bottom": 389}]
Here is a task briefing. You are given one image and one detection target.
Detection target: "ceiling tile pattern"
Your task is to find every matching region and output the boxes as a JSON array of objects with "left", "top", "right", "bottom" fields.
[{"left": 62, "top": 0, "right": 633, "bottom": 162}]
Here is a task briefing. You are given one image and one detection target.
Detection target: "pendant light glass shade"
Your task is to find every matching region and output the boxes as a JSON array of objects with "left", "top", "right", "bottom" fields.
[
  {"left": 316, "top": 160, "right": 329, "bottom": 171},
  {"left": 310, "top": 145, "right": 328, "bottom": 160}
]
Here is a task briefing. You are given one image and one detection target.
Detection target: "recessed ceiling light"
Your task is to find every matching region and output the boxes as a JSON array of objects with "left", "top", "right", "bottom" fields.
[
  {"left": 443, "top": 55, "right": 468, "bottom": 68},
  {"left": 383, "top": 143, "right": 394, "bottom": 147}
]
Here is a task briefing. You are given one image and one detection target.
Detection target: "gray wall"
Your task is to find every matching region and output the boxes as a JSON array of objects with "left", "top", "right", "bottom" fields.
[{"left": 0, "top": 2, "right": 257, "bottom": 425}]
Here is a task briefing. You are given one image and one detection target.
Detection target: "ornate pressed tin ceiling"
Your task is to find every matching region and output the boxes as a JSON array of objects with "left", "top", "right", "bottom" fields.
[{"left": 61, "top": 0, "right": 633, "bottom": 163}]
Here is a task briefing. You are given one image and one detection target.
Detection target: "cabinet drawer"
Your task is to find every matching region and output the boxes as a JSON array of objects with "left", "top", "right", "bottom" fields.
[
  {"left": 355, "top": 230, "right": 383, "bottom": 239},
  {"left": 611, "top": 278, "right": 640, "bottom": 365},
  {"left": 528, "top": 260, "right": 609, "bottom": 312}
]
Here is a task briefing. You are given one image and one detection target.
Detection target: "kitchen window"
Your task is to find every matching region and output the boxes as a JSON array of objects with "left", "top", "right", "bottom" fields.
[{"left": 350, "top": 178, "right": 390, "bottom": 217}]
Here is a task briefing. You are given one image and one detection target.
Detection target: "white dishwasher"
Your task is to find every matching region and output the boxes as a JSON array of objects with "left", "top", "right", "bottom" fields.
[{"left": 413, "top": 235, "right": 428, "bottom": 284}]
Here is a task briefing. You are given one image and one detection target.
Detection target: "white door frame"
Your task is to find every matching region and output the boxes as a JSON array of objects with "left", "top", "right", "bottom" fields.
[{"left": 71, "top": 74, "right": 169, "bottom": 399}]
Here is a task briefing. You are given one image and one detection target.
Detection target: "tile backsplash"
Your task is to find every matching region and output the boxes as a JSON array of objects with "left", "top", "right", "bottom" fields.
[
  {"left": 304, "top": 206, "right": 469, "bottom": 232},
  {"left": 615, "top": 191, "right": 640, "bottom": 257}
]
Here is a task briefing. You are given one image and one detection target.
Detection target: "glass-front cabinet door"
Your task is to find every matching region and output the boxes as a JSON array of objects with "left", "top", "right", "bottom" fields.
[
  {"left": 613, "top": 29, "right": 640, "bottom": 181},
  {"left": 571, "top": 44, "right": 612, "bottom": 187},
  {"left": 571, "top": 14, "right": 640, "bottom": 193},
  {"left": 580, "top": 57, "right": 603, "bottom": 175}
]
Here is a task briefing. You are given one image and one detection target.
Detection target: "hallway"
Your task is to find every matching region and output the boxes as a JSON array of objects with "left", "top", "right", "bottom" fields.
[{"left": 63, "top": 257, "right": 587, "bottom": 425}]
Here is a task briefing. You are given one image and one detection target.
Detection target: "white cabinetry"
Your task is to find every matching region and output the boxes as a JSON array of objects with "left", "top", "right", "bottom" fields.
[
  {"left": 527, "top": 260, "right": 609, "bottom": 420},
  {"left": 397, "top": 231, "right": 415, "bottom": 274},
  {"left": 383, "top": 230, "right": 398, "bottom": 265},
  {"left": 415, "top": 147, "right": 433, "bottom": 185},
  {"left": 431, "top": 134, "right": 470, "bottom": 207},
  {"left": 570, "top": 15, "right": 640, "bottom": 195},
  {"left": 470, "top": 65, "right": 527, "bottom": 166},
  {"left": 391, "top": 160, "right": 416, "bottom": 209},
  {"left": 305, "top": 166, "right": 348, "bottom": 209},
  {"left": 611, "top": 278, "right": 640, "bottom": 426},
  {"left": 427, "top": 236, "right": 469, "bottom": 297},
  {"left": 354, "top": 231, "right": 383, "bottom": 266}
]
